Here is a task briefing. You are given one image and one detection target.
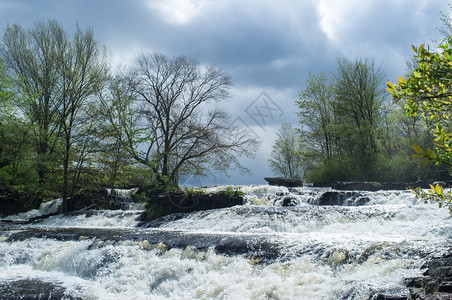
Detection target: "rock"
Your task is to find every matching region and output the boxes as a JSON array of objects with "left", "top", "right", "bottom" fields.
[
  {"left": 421, "top": 293, "right": 452, "bottom": 300},
  {"left": 311, "top": 191, "right": 370, "bottom": 206},
  {"left": 439, "top": 282, "right": 452, "bottom": 293},
  {"left": 264, "top": 177, "right": 303, "bottom": 187},
  {"left": 404, "top": 277, "right": 424, "bottom": 288},
  {"left": 0, "top": 278, "right": 82, "bottom": 300},
  {"left": 406, "top": 253, "right": 452, "bottom": 299},
  {"left": 0, "top": 187, "right": 43, "bottom": 217},
  {"left": 281, "top": 196, "right": 299, "bottom": 207},
  {"left": 312, "top": 181, "right": 437, "bottom": 191},
  {"left": 143, "top": 190, "right": 244, "bottom": 220}
]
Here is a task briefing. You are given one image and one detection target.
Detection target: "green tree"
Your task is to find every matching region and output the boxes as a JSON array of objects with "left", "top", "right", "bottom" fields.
[
  {"left": 2, "top": 21, "right": 64, "bottom": 184},
  {"left": 1, "top": 20, "right": 109, "bottom": 212},
  {"left": 296, "top": 72, "right": 334, "bottom": 162},
  {"left": 93, "top": 75, "right": 139, "bottom": 188},
  {"left": 0, "top": 59, "right": 32, "bottom": 184},
  {"left": 331, "top": 58, "right": 387, "bottom": 179},
  {"left": 55, "top": 25, "right": 109, "bottom": 212},
  {"left": 389, "top": 37, "right": 452, "bottom": 208},
  {"left": 297, "top": 58, "right": 389, "bottom": 182},
  {"left": 268, "top": 123, "right": 303, "bottom": 180}
]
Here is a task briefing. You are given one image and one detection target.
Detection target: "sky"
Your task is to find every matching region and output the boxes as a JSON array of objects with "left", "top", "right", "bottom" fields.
[{"left": 0, "top": 0, "right": 450, "bottom": 186}]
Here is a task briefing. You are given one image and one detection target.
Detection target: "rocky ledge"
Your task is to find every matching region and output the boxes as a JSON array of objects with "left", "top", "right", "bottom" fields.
[
  {"left": 313, "top": 181, "right": 451, "bottom": 191},
  {"left": 263, "top": 178, "right": 452, "bottom": 191},
  {"left": 142, "top": 190, "right": 244, "bottom": 220},
  {"left": 264, "top": 177, "right": 303, "bottom": 187},
  {"left": 405, "top": 253, "right": 452, "bottom": 299}
]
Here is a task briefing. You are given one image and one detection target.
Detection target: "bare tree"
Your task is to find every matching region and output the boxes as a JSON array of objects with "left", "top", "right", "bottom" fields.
[{"left": 122, "top": 52, "right": 259, "bottom": 187}]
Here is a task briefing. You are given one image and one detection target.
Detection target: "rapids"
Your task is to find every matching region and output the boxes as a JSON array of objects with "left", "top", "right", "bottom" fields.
[{"left": 0, "top": 185, "right": 451, "bottom": 299}]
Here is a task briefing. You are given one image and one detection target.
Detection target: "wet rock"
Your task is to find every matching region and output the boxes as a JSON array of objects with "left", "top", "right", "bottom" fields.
[
  {"left": 368, "top": 288, "right": 408, "bottom": 300},
  {"left": 0, "top": 279, "right": 82, "bottom": 299},
  {"left": 407, "top": 253, "right": 452, "bottom": 299},
  {"left": 419, "top": 293, "right": 452, "bottom": 300},
  {"left": 281, "top": 196, "right": 299, "bottom": 206},
  {"left": 439, "top": 282, "right": 452, "bottom": 293},
  {"left": 312, "top": 181, "right": 439, "bottom": 191},
  {"left": 312, "top": 191, "right": 370, "bottom": 206},
  {"left": 264, "top": 177, "right": 303, "bottom": 187},
  {"left": 0, "top": 187, "right": 43, "bottom": 217},
  {"left": 404, "top": 277, "right": 424, "bottom": 288},
  {"left": 4, "top": 225, "right": 282, "bottom": 262},
  {"left": 143, "top": 191, "right": 244, "bottom": 219}
]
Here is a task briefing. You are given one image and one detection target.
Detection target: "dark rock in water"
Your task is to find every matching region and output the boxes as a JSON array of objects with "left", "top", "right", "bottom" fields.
[
  {"left": 439, "top": 282, "right": 452, "bottom": 293},
  {"left": 406, "top": 253, "right": 452, "bottom": 299},
  {"left": 404, "top": 277, "right": 424, "bottom": 288},
  {"left": 312, "top": 191, "right": 370, "bottom": 206},
  {"left": 0, "top": 187, "right": 43, "bottom": 217},
  {"left": 0, "top": 279, "right": 82, "bottom": 299},
  {"left": 312, "top": 181, "right": 446, "bottom": 191},
  {"left": 368, "top": 288, "right": 408, "bottom": 300},
  {"left": 264, "top": 177, "right": 303, "bottom": 187},
  {"left": 143, "top": 190, "right": 243, "bottom": 220},
  {"left": 415, "top": 292, "right": 452, "bottom": 300},
  {"left": 281, "top": 196, "right": 299, "bottom": 207}
]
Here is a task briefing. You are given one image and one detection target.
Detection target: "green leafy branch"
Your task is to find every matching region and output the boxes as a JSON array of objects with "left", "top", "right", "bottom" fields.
[{"left": 413, "top": 184, "right": 452, "bottom": 211}]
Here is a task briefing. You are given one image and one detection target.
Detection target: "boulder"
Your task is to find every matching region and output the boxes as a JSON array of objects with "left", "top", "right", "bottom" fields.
[
  {"left": 311, "top": 191, "right": 370, "bottom": 206},
  {"left": 264, "top": 177, "right": 303, "bottom": 187},
  {"left": 143, "top": 190, "right": 244, "bottom": 219},
  {"left": 312, "top": 181, "right": 437, "bottom": 191},
  {"left": 407, "top": 253, "right": 452, "bottom": 299},
  {"left": 280, "top": 195, "right": 299, "bottom": 207}
]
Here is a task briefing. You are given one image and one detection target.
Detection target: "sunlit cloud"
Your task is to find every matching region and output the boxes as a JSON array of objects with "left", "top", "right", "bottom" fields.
[
  {"left": 318, "top": 0, "right": 338, "bottom": 42},
  {"left": 144, "top": 0, "right": 208, "bottom": 24}
]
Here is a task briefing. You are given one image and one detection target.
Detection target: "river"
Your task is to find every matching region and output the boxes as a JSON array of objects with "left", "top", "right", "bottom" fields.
[{"left": 0, "top": 185, "right": 450, "bottom": 299}]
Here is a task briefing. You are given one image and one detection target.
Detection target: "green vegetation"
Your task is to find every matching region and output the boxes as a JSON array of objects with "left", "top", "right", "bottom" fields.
[
  {"left": 0, "top": 20, "right": 259, "bottom": 214},
  {"left": 389, "top": 37, "right": 452, "bottom": 209},
  {"left": 183, "top": 187, "right": 206, "bottom": 196},
  {"left": 268, "top": 123, "right": 303, "bottom": 180},
  {"left": 281, "top": 58, "right": 445, "bottom": 183},
  {"left": 222, "top": 187, "right": 244, "bottom": 198}
]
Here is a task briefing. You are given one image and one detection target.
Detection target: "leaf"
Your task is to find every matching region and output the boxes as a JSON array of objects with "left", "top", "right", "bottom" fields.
[
  {"left": 425, "top": 148, "right": 436, "bottom": 159},
  {"left": 413, "top": 71, "right": 422, "bottom": 78},
  {"left": 398, "top": 76, "right": 407, "bottom": 86},
  {"left": 411, "top": 44, "right": 417, "bottom": 53},
  {"left": 412, "top": 144, "right": 424, "bottom": 154},
  {"left": 418, "top": 43, "right": 425, "bottom": 53},
  {"left": 386, "top": 81, "right": 396, "bottom": 94},
  {"left": 387, "top": 81, "right": 396, "bottom": 89}
]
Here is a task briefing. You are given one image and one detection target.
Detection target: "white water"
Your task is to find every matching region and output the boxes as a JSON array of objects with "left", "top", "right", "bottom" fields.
[
  {"left": 0, "top": 185, "right": 451, "bottom": 299},
  {"left": 1, "top": 198, "right": 63, "bottom": 221}
]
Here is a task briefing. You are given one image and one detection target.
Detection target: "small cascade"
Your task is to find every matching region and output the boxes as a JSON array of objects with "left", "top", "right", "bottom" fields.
[
  {"left": 106, "top": 187, "right": 141, "bottom": 209},
  {"left": 0, "top": 198, "right": 62, "bottom": 222}
]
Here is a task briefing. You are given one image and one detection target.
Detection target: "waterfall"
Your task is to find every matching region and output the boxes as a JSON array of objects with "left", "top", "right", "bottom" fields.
[
  {"left": 0, "top": 185, "right": 450, "bottom": 299},
  {"left": 106, "top": 187, "right": 143, "bottom": 210},
  {"left": 0, "top": 198, "right": 63, "bottom": 222}
]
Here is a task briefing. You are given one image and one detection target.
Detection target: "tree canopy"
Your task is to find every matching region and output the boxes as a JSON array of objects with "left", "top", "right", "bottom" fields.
[
  {"left": 268, "top": 123, "right": 303, "bottom": 180},
  {"left": 388, "top": 37, "right": 452, "bottom": 208}
]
